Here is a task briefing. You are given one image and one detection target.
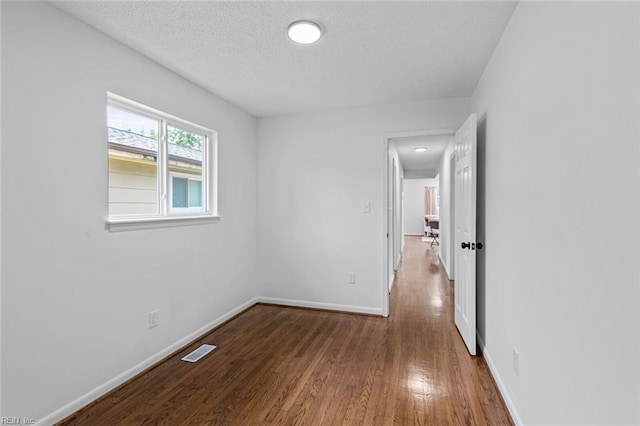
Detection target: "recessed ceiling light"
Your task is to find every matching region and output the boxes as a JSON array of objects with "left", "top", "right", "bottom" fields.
[
  {"left": 414, "top": 147, "right": 428, "bottom": 152},
  {"left": 288, "top": 20, "right": 322, "bottom": 44}
]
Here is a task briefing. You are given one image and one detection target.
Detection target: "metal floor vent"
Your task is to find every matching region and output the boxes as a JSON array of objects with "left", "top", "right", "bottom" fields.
[{"left": 181, "top": 344, "right": 217, "bottom": 363}]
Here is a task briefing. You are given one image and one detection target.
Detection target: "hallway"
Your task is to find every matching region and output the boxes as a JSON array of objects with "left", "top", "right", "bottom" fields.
[
  {"left": 60, "top": 237, "right": 513, "bottom": 425},
  {"left": 387, "top": 236, "right": 512, "bottom": 424}
]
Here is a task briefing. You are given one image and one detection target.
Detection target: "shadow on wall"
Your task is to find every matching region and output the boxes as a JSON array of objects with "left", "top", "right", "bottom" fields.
[{"left": 476, "top": 114, "right": 487, "bottom": 345}]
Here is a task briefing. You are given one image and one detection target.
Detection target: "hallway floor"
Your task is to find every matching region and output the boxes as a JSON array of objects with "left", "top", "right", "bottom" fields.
[{"left": 60, "top": 236, "right": 513, "bottom": 425}]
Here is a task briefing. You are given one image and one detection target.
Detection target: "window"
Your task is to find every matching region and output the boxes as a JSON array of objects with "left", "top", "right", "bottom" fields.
[
  {"left": 107, "top": 93, "right": 217, "bottom": 226},
  {"left": 170, "top": 173, "right": 202, "bottom": 209}
]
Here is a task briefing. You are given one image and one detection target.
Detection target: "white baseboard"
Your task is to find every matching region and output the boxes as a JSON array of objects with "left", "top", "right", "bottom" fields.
[
  {"left": 403, "top": 233, "right": 423, "bottom": 236},
  {"left": 256, "top": 296, "right": 382, "bottom": 316},
  {"left": 37, "top": 296, "right": 380, "bottom": 425},
  {"left": 439, "top": 252, "right": 451, "bottom": 279},
  {"left": 477, "top": 334, "right": 523, "bottom": 426},
  {"left": 37, "top": 297, "right": 259, "bottom": 426},
  {"left": 389, "top": 271, "right": 396, "bottom": 292}
]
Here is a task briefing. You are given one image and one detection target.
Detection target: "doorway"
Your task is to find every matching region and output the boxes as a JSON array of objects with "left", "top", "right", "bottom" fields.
[
  {"left": 383, "top": 128, "right": 455, "bottom": 317},
  {"left": 384, "top": 115, "right": 480, "bottom": 357}
]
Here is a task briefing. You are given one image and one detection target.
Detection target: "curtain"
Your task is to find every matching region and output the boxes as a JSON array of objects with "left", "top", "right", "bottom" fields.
[{"left": 425, "top": 186, "right": 438, "bottom": 216}]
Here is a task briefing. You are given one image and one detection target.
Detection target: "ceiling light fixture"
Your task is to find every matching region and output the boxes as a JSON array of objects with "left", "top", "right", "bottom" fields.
[
  {"left": 414, "top": 147, "right": 428, "bottom": 152},
  {"left": 288, "top": 20, "right": 322, "bottom": 44}
]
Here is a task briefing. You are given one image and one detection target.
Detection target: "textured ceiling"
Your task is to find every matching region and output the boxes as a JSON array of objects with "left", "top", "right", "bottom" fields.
[{"left": 53, "top": 1, "right": 517, "bottom": 117}]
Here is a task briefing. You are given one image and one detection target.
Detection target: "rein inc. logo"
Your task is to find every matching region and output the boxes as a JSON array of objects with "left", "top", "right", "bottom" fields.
[{"left": 1, "top": 418, "right": 35, "bottom": 425}]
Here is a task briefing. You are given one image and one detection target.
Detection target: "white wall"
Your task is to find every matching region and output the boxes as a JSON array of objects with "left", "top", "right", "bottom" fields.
[
  {"left": 472, "top": 2, "right": 639, "bottom": 424},
  {"left": 257, "top": 99, "right": 470, "bottom": 313},
  {"left": 402, "top": 178, "right": 437, "bottom": 235},
  {"left": 0, "top": 2, "right": 3, "bottom": 417},
  {"left": 1, "top": 2, "right": 258, "bottom": 422},
  {"left": 437, "top": 140, "right": 455, "bottom": 278}
]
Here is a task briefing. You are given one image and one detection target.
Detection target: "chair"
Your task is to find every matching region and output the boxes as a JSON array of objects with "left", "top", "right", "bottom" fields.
[{"left": 429, "top": 220, "right": 440, "bottom": 247}]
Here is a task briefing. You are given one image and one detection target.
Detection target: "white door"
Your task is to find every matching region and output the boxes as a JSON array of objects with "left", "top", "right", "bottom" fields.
[
  {"left": 387, "top": 157, "right": 396, "bottom": 291},
  {"left": 454, "top": 113, "right": 478, "bottom": 356},
  {"left": 392, "top": 159, "right": 397, "bottom": 271},
  {"left": 395, "top": 177, "right": 403, "bottom": 267}
]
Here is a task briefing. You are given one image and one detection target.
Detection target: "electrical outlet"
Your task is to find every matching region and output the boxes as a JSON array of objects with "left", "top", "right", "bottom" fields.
[
  {"left": 512, "top": 347, "right": 520, "bottom": 378},
  {"left": 347, "top": 273, "right": 356, "bottom": 284},
  {"left": 149, "top": 310, "right": 159, "bottom": 329}
]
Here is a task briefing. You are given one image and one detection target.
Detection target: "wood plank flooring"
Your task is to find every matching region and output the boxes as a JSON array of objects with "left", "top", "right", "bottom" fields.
[{"left": 59, "top": 236, "right": 513, "bottom": 425}]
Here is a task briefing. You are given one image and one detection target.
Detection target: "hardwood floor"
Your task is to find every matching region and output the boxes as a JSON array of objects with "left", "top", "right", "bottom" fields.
[{"left": 59, "top": 237, "right": 513, "bottom": 425}]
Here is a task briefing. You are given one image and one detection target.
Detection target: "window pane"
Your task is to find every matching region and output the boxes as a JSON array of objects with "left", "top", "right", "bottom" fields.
[
  {"left": 188, "top": 180, "right": 202, "bottom": 208},
  {"left": 168, "top": 125, "right": 204, "bottom": 212},
  {"left": 107, "top": 106, "right": 159, "bottom": 216},
  {"left": 172, "top": 177, "right": 188, "bottom": 208}
]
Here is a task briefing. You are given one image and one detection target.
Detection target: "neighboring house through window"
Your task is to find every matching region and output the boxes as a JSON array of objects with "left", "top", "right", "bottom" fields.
[{"left": 106, "top": 93, "right": 217, "bottom": 223}]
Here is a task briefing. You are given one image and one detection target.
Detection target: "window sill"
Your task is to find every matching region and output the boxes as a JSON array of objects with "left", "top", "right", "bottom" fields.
[{"left": 107, "top": 215, "right": 221, "bottom": 232}]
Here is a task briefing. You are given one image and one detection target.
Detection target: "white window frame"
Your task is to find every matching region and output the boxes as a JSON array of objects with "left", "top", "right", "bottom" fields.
[{"left": 106, "top": 92, "right": 219, "bottom": 231}]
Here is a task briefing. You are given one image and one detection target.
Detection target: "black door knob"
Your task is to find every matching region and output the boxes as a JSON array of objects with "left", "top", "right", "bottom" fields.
[{"left": 461, "top": 242, "right": 470, "bottom": 249}]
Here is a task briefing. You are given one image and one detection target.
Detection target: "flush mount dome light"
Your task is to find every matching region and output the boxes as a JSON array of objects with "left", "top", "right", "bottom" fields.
[
  {"left": 414, "top": 147, "right": 428, "bottom": 152},
  {"left": 288, "top": 20, "right": 322, "bottom": 44}
]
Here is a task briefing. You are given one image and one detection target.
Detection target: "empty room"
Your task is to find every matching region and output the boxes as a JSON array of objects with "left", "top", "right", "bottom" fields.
[{"left": 1, "top": 1, "right": 639, "bottom": 425}]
